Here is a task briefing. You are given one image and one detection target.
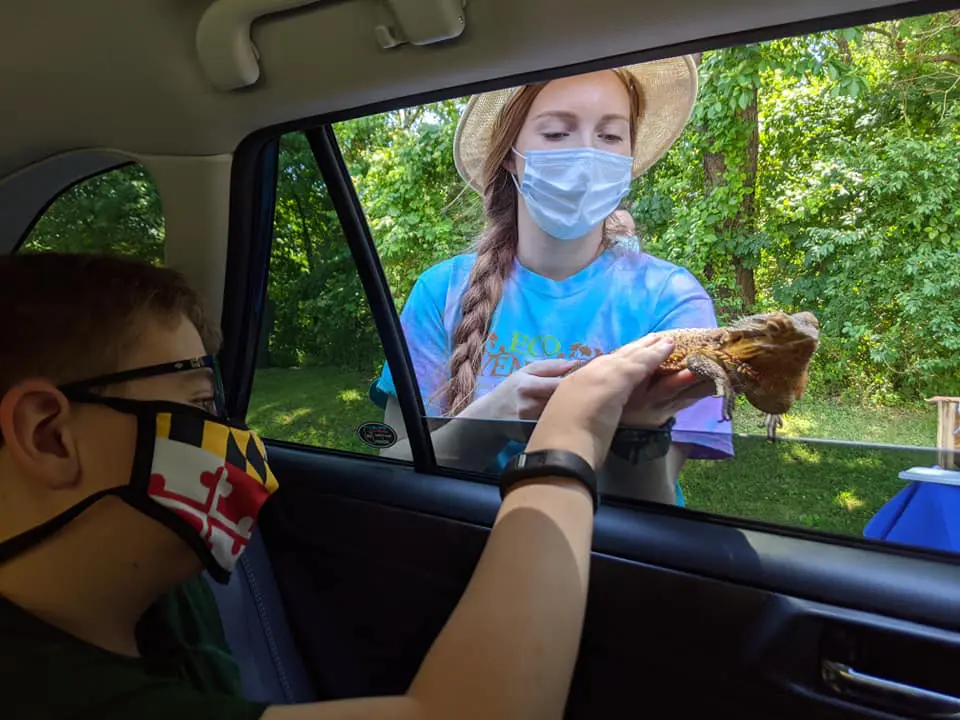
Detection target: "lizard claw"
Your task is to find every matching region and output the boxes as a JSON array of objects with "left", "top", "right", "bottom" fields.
[
  {"left": 721, "top": 391, "right": 736, "bottom": 423},
  {"left": 762, "top": 413, "right": 784, "bottom": 441},
  {"left": 714, "top": 380, "right": 736, "bottom": 423}
]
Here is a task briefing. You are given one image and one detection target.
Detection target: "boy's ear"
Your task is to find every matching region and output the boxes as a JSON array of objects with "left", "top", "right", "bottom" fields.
[{"left": 0, "top": 380, "right": 80, "bottom": 489}]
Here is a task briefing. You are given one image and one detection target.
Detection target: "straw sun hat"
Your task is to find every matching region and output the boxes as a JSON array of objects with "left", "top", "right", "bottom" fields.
[{"left": 453, "top": 55, "right": 699, "bottom": 192}]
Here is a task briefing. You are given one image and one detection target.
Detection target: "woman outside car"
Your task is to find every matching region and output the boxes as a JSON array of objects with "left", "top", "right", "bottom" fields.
[{"left": 373, "top": 56, "right": 734, "bottom": 505}]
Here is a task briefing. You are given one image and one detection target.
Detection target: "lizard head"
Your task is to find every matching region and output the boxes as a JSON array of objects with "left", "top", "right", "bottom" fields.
[{"left": 724, "top": 311, "right": 820, "bottom": 415}]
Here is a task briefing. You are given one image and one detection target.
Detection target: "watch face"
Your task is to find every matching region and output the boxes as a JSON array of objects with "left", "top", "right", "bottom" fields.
[{"left": 511, "top": 452, "right": 538, "bottom": 470}]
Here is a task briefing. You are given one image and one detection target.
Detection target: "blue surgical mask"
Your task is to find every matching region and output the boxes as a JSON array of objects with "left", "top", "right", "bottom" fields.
[{"left": 512, "top": 147, "right": 633, "bottom": 241}]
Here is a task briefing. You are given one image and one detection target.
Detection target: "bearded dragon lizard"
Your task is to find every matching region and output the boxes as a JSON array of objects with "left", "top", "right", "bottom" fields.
[{"left": 647, "top": 310, "right": 820, "bottom": 439}]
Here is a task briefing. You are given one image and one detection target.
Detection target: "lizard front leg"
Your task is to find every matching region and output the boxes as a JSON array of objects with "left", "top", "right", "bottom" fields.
[{"left": 684, "top": 352, "right": 736, "bottom": 422}]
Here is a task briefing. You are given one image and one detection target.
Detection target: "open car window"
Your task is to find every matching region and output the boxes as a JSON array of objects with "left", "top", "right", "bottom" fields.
[{"left": 247, "top": 10, "right": 960, "bottom": 557}]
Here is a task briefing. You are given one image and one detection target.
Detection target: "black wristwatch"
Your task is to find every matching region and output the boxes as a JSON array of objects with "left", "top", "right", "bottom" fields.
[
  {"left": 500, "top": 449, "right": 599, "bottom": 513},
  {"left": 609, "top": 417, "right": 676, "bottom": 464}
]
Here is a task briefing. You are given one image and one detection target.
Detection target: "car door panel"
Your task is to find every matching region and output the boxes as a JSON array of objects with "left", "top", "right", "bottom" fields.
[{"left": 256, "top": 445, "right": 960, "bottom": 718}]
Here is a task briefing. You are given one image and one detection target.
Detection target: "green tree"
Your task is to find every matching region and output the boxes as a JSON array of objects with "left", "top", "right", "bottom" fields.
[
  {"left": 263, "top": 102, "right": 484, "bottom": 372},
  {"left": 632, "top": 34, "right": 862, "bottom": 314},
  {"left": 344, "top": 99, "right": 483, "bottom": 304},
  {"left": 761, "top": 14, "right": 960, "bottom": 399},
  {"left": 23, "top": 164, "right": 164, "bottom": 263},
  {"left": 631, "top": 15, "right": 959, "bottom": 400},
  {"left": 267, "top": 132, "right": 379, "bottom": 369}
]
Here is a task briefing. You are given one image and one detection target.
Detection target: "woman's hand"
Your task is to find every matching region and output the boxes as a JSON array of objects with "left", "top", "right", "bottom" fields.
[
  {"left": 480, "top": 358, "right": 578, "bottom": 419},
  {"left": 618, "top": 369, "right": 716, "bottom": 429},
  {"left": 458, "top": 359, "right": 578, "bottom": 443},
  {"left": 526, "top": 336, "right": 678, "bottom": 470}
]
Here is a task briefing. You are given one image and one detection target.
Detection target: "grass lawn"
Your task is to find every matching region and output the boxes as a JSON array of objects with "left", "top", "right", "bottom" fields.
[
  {"left": 248, "top": 366, "right": 941, "bottom": 538},
  {"left": 248, "top": 367, "right": 382, "bottom": 456}
]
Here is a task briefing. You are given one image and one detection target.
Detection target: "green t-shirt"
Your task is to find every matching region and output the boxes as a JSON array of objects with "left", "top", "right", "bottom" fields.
[{"left": 1, "top": 575, "right": 269, "bottom": 719}]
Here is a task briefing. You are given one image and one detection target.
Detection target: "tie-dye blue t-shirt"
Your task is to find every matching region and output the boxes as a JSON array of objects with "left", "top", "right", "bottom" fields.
[{"left": 371, "top": 248, "right": 734, "bottom": 500}]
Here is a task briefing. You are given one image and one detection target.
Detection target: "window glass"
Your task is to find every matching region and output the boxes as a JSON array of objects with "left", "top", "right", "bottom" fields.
[
  {"left": 19, "top": 163, "right": 164, "bottom": 264},
  {"left": 327, "top": 12, "right": 960, "bottom": 551},
  {"left": 247, "top": 132, "right": 395, "bottom": 456}
]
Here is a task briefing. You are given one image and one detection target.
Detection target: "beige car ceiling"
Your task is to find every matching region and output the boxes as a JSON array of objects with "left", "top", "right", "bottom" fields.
[{"left": 0, "top": 0, "right": 921, "bottom": 177}]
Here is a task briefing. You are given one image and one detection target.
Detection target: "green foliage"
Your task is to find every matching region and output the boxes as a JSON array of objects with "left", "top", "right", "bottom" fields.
[
  {"left": 262, "top": 101, "right": 481, "bottom": 371},
  {"left": 632, "top": 14, "right": 960, "bottom": 399},
  {"left": 22, "top": 164, "right": 164, "bottom": 263},
  {"left": 345, "top": 99, "right": 483, "bottom": 302},
  {"left": 769, "top": 126, "right": 960, "bottom": 400},
  {"left": 756, "top": 14, "right": 960, "bottom": 400},
  {"left": 267, "top": 132, "right": 378, "bottom": 369}
]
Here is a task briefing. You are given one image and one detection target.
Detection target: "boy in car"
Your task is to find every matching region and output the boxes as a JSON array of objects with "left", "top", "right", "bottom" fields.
[{"left": 0, "top": 252, "right": 703, "bottom": 719}]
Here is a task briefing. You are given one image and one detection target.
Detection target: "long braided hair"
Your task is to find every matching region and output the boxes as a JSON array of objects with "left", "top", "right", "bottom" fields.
[{"left": 442, "top": 70, "right": 645, "bottom": 416}]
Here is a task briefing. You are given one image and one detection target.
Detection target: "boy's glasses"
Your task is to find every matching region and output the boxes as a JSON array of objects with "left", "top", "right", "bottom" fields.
[{"left": 58, "top": 354, "right": 228, "bottom": 419}]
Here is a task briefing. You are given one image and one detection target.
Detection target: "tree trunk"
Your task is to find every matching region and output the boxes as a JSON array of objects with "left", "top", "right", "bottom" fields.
[
  {"left": 702, "top": 84, "right": 760, "bottom": 309},
  {"left": 292, "top": 192, "right": 316, "bottom": 273}
]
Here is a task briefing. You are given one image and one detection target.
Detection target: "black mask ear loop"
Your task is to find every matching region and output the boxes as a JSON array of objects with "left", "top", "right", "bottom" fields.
[
  {"left": 0, "top": 390, "right": 158, "bottom": 566},
  {"left": 0, "top": 486, "right": 133, "bottom": 564}
]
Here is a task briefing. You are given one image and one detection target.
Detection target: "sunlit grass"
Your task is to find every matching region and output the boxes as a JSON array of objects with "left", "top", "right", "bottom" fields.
[
  {"left": 679, "top": 435, "right": 935, "bottom": 536},
  {"left": 730, "top": 394, "right": 935, "bottom": 447},
  {"left": 682, "top": 394, "right": 937, "bottom": 535},
  {"left": 248, "top": 366, "right": 942, "bottom": 538},
  {"left": 248, "top": 366, "right": 382, "bottom": 455},
  {"left": 835, "top": 490, "right": 865, "bottom": 512},
  {"left": 337, "top": 388, "right": 364, "bottom": 403}
]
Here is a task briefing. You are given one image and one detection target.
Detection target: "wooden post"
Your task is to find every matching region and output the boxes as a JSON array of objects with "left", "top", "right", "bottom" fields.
[{"left": 925, "top": 396, "right": 960, "bottom": 470}]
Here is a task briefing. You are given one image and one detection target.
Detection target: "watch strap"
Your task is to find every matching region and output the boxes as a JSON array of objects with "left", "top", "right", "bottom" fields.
[{"left": 500, "top": 449, "right": 598, "bottom": 513}]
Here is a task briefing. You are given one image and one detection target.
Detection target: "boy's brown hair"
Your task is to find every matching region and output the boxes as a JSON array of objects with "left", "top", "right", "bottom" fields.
[{"left": 0, "top": 252, "right": 220, "bottom": 400}]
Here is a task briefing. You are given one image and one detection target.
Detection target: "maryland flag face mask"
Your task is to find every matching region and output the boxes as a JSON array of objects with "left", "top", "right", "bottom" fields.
[
  {"left": 0, "top": 356, "right": 278, "bottom": 584},
  {"left": 136, "top": 403, "right": 279, "bottom": 582}
]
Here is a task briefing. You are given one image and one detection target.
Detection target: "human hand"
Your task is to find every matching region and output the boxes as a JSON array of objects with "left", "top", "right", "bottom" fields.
[
  {"left": 525, "top": 336, "right": 677, "bottom": 470},
  {"left": 618, "top": 369, "right": 716, "bottom": 429},
  {"left": 483, "top": 358, "right": 579, "bottom": 421}
]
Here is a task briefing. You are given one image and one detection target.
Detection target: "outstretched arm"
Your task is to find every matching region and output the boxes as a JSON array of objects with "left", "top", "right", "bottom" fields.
[
  {"left": 263, "top": 474, "right": 594, "bottom": 720},
  {"left": 261, "top": 335, "right": 679, "bottom": 720}
]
